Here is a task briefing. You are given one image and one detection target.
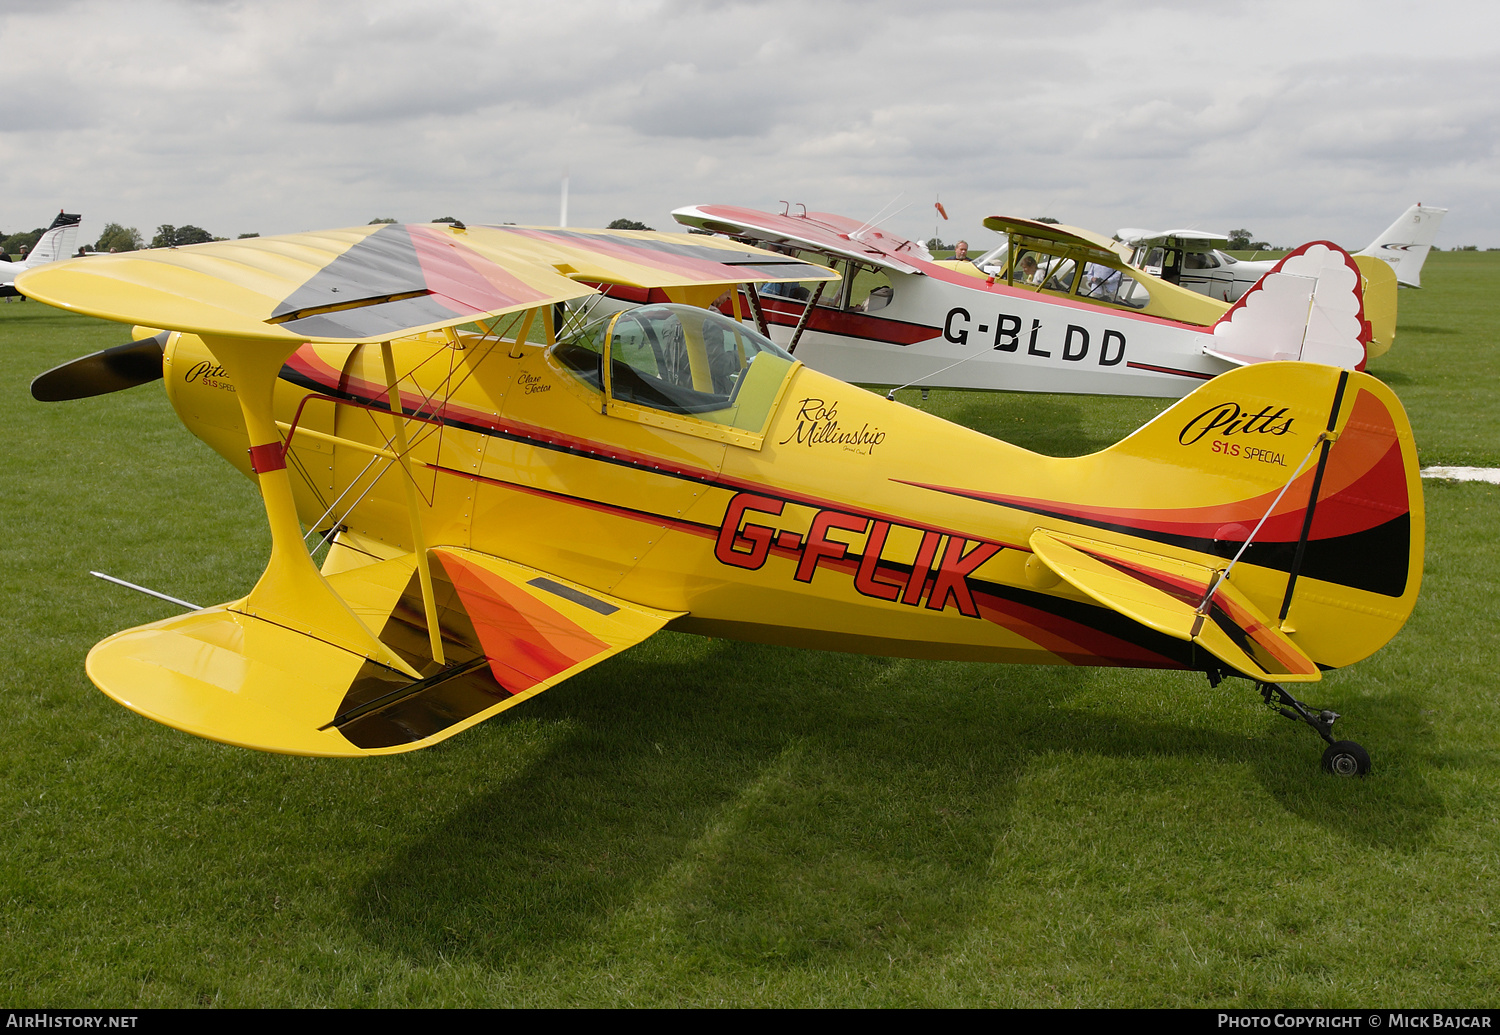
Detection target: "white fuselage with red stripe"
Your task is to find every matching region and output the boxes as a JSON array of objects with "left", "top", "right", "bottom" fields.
[{"left": 754, "top": 262, "right": 1234, "bottom": 398}]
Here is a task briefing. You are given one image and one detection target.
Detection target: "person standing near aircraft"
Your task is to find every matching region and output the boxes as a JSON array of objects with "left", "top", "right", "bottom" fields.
[{"left": 951, "top": 240, "right": 975, "bottom": 264}]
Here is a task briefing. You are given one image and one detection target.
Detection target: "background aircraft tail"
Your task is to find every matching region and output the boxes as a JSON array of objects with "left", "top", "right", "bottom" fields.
[
  {"left": 1204, "top": 241, "right": 1369, "bottom": 370},
  {"left": 1355, "top": 203, "right": 1446, "bottom": 287},
  {"left": 22, "top": 211, "right": 82, "bottom": 267}
]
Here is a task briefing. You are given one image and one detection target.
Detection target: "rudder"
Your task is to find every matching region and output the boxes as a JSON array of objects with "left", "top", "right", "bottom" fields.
[{"left": 1057, "top": 361, "right": 1422, "bottom": 671}]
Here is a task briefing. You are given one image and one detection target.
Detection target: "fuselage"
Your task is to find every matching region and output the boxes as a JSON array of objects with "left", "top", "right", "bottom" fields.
[
  {"left": 760, "top": 264, "right": 1236, "bottom": 397},
  {"left": 159, "top": 319, "right": 1417, "bottom": 676},
  {"left": 1130, "top": 243, "right": 1280, "bottom": 303}
]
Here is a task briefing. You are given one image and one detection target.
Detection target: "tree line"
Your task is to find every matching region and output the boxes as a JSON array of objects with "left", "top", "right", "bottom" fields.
[
  {"left": 5, "top": 215, "right": 686, "bottom": 257},
  {"left": 0, "top": 222, "right": 260, "bottom": 257},
  {"left": 3, "top": 216, "right": 484, "bottom": 257}
]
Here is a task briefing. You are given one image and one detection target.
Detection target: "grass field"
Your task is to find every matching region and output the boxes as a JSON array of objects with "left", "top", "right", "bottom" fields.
[{"left": 1, "top": 253, "right": 1497, "bottom": 1007}]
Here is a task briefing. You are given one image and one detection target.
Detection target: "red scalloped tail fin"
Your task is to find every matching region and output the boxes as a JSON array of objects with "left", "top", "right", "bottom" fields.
[{"left": 1206, "top": 241, "right": 1369, "bottom": 371}]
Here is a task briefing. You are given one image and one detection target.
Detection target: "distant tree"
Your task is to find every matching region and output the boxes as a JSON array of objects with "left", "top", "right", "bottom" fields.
[
  {"left": 150, "top": 225, "right": 214, "bottom": 248},
  {"left": 686, "top": 227, "right": 712, "bottom": 235},
  {"left": 926, "top": 237, "right": 948, "bottom": 251},
  {"left": 1033, "top": 216, "right": 1060, "bottom": 225},
  {"left": 1228, "top": 229, "right": 1274, "bottom": 251},
  {"left": 432, "top": 216, "right": 461, "bottom": 224},
  {"left": 368, "top": 217, "right": 398, "bottom": 224},
  {"left": 237, "top": 233, "right": 260, "bottom": 239},
  {"left": 2, "top": 227, "right": 43, "bottom": 256},
  {"left": 94, "top": 224, "right": 143, "bottom": 253},
  {"left": 606, "top": 218, "right": 654, "bottom": 231}
]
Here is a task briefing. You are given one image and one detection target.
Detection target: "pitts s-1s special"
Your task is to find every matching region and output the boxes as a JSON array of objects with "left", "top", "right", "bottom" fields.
[{"left": 23, "top": 221, "right": 1422, "bottom": 774}]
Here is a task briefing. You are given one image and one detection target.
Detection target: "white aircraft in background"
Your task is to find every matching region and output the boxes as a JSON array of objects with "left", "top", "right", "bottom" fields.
[
  {"left": 1119, "top": 204, "right": 1447, "bottom": 302},
  {"left": 639, "top": 204, "right": 1372, "bottom": 400},
  {"left": 1, "top": 211, "right": 83, "bottom": 297}
]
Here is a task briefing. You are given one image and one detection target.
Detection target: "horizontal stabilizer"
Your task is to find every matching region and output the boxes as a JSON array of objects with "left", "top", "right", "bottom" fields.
[
  {"left": 1029, "top": 530, "right": 1320, "bottom": 683},
  {"left": 86, "top": 549, "right": 682, "bottom": 756}
]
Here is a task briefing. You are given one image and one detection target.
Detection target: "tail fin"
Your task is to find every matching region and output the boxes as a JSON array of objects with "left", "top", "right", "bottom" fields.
[
  {"left": 1204, "top": 241, "right": 1369, "bottom": 371},
  {"left": 1019, "top": 362, "right": 1423, "bottom": 678},
  {"left": 24, "top": 211, "right": 82, "bottom": 266},
  {"left": 1356, "top": 203, "right": 1446, "bottom": 288}
]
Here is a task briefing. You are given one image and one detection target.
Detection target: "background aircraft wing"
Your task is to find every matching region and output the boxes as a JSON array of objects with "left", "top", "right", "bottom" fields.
[
  {"left": 1116, "top": 227, "right": 1230, "bottom": 249},
  {"left": 673, "top": 204, "right": 930, "bottom": 274},
  {"left": 983, "top": 216, "right": 1131, "bottom": 263}
]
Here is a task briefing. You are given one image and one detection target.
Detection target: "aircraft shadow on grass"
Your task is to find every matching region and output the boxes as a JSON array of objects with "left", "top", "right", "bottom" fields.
[
  {"left": 1396, "top": 325, "right": 1461, "bottom": 337},
  {"left": 351, "top": 637, "right": 1441, "bottom": 971}
]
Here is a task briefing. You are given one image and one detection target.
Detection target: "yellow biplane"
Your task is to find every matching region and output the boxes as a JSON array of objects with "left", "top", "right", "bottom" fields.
[{"left": 22, "top": 221, "right": 1424, "bottom": 775}]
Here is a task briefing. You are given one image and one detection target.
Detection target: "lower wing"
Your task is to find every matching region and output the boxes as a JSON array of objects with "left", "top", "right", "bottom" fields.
[{"left": 87, "top": 546, "right": 681, "bottom": 756}]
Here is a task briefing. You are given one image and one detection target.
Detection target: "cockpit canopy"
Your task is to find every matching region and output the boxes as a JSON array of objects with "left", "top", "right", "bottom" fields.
[
  {"left": 976, "top": 239, "right": 1152, "bottom": 310},
  {"left": 553, "top": 303, "right": 799, "bottom": 440}
]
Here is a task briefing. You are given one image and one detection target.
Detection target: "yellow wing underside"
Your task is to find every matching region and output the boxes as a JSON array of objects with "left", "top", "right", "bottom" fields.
[{"left": 87, "top": 547, "right": 682, "bottom": 756}]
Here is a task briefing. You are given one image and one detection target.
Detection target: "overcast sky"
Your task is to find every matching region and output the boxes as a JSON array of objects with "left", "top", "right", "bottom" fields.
[{"left": 1, "top": 0, "right": 1494, "bottom": 251}]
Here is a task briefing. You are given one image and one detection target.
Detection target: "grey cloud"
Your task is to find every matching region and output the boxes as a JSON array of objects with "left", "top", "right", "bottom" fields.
[{"left": 0, "top": 0, "right": 1495, "bottom": 248}]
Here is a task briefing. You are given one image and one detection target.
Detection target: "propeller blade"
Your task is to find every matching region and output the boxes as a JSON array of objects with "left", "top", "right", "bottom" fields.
[{"left": 31, "top": 332, "right": 169, "bottom": 401}]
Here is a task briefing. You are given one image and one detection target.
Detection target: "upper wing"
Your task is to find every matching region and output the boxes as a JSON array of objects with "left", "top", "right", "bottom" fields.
[
  {"left": 87, "top": 545, "right": 683, "bottom": 756},
  {"left": 16, "top": 222, "right": 837, "bottom": 344},
  {"left": 477, "top": 224, "right": 838, "bottom": 289},
  {"left": 982, "top": 216, "right": 1131, "bottom": 263},
  {"left": 673, "top": 204, "right": 931, "bottom": 274}
]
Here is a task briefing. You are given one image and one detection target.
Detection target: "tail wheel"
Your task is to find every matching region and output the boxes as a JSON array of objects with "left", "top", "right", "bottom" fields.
[{"left": 1321, "top": 740, "right": 1371, "bottom": 777}]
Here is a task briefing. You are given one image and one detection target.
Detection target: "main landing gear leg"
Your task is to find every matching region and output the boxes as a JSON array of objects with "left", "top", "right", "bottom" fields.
[{"left": 1256, "top": 681, "right": 1370, "bottom": 777}]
